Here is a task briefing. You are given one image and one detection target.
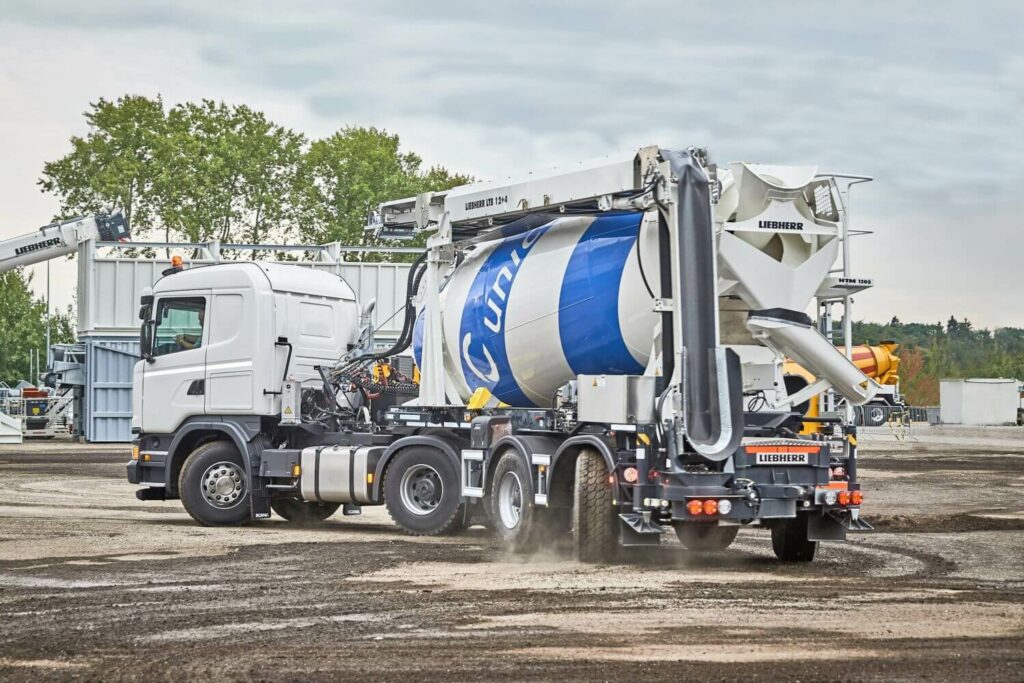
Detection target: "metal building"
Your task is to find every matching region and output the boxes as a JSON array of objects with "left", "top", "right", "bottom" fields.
[{"left": 60, "top": 238, "right": 413, "bottom": 442}]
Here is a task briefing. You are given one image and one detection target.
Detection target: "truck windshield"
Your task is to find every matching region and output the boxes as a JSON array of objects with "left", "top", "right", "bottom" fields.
[{"left": 153, "top": 297, "right": 206, "bottom": 356}]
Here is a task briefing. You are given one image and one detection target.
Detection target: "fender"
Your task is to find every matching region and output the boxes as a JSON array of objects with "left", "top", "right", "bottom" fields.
[
  {"left": 485, "top": 434, "right": 561, "bottom": 499},
  {"left": 164, "top": 417, "right": 262, "bottom": 495},
  {"left": 372, "top": 434, "right": 462, "bottom": 501},
  {"left": 550, "top": 434, "right": 620, "bottom": 505}
]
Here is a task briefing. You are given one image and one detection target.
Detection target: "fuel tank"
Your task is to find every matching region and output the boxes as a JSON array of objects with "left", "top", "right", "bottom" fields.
[{"left": 413, "top": 212, "right": 660, "bottom": 407}]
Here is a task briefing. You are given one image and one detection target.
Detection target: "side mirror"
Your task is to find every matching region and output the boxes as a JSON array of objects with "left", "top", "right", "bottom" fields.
[
  {"left": 140, "top": 319, "right": 156, "bottom": 363},
  {"left": 139, "top": 294, "right": 153, "bottom": 321}
]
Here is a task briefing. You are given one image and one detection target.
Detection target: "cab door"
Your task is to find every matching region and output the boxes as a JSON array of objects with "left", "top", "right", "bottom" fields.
[
  {"left": 141, "top": 293, "right": 209, "bottom": 434},
  {"left": 204, "top": 290, "right": 257, "bottom": 414}
]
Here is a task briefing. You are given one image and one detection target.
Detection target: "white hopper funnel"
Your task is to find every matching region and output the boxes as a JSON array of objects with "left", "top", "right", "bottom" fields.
[{"left": 717, "top": 163, "right": 878, "bottom": 406}]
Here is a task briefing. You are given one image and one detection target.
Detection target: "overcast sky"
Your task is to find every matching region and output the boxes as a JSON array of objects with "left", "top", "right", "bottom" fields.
[{"left": 1, "top": 1, "right": 1021, "bottom": 327}]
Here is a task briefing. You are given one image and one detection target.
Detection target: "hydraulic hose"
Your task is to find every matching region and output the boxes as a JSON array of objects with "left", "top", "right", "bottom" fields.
[{"left": 338, "top": 251, "right": 427, "bottom": 372}]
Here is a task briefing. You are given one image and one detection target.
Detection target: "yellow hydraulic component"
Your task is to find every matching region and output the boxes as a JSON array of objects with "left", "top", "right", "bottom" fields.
[
  {"left": 466, "top": 387, "right": 509, "bottom": 410},
  {"left": 372, "top": 362, "right": 392, "bottom": 383}
]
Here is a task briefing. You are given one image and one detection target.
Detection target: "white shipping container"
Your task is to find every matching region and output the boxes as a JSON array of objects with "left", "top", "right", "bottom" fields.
[{"left": 939, "top": 379, "right": 1019, "bottom": 426}]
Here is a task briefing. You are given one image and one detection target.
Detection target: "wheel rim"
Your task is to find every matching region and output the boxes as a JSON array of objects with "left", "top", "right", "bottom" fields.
[
  {"left": 497, "top": 470, "right": 523, "bottom": 530},
  {"left": 398, "top": 464, "right": 444, "bottom": 516},
  {"left": 869, "top": 407, "right": 884, "bottom": 423},
  {"left": 201, "top": 461, "right": 246, "bottom": 509}
]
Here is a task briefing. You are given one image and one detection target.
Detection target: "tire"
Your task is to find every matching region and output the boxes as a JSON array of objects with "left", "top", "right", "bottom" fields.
[
  {"left": 675, "top": 523, "right": 739, "bottom": 551},
  {"left": 771, "top": 515, "right": 817, "bottom": 562},
  {"left": 271, "top": 499, "right": 340, "bottom": 524},
  {"left": 178, "top": 441, "right": 250, "bottom": 526},
  {"left": 383, "top": 446, "right": 465, "bottom": 536},
  {"left": 863, "top": 404, "right": 887, "bottom": 427},
  {"left": 488, "top": 450, "right": 550, "bottom": 553},
  {"left": 572, "top": 449, "right": 618, "bottom": 563}
]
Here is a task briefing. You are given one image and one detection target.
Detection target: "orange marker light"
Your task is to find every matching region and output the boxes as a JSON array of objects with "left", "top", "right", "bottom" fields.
[
  {"left": 851, "top": 490, "right": 863, "bottom": 505},
  {"left": 687, "top": 500, "right": 703, "bottom": 516},
  {"left": 703, "top": 499, "right": 718, "bottom": 516},
  {"left": 838, "top": 490, "right": 851, "bottom": 506}
]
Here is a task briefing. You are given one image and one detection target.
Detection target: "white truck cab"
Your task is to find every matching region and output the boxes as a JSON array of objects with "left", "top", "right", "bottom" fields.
[{"left": 129, "top": 261, "right": 360, "bottom": 517}]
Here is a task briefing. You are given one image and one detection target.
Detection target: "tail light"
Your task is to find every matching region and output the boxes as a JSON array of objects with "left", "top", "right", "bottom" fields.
[
  {"left": 622, "top": 467, "right": 638, "bottom": 484},
  {"left": 702, "top": 499, "right": 718, "bottom": 515},
  {"left": 851, "top": 490, "right": 863, "bottom": 505},
  {"left": 838, "top": 490, "right": 851, "bottom": 506},
  {"left": 686, "top": 500, "right": 704, "bottom": 516}
]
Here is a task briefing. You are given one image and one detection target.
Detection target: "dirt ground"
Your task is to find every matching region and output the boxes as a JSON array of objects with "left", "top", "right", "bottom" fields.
[{"left": 1, "top": 425, "right": 1022, "bottom": 682}]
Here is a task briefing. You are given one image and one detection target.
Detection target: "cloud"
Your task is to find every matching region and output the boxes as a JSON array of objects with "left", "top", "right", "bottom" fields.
[{"left": 1, "top": 0, "right": 1022, "bottom": 325}]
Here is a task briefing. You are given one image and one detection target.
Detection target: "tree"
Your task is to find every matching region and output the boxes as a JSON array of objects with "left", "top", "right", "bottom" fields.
[
  {"left": 153, "top": 100, "right": 306, "bottom": 245},
  {"left": 296, "top": 127, "right": 471, "bottom": 248},
  {"left": 39, "top": 95, "right": 166, "bottom": 234},
  {"left": 0, "top": 270, "right": 76, "bottom": 385},
  {"left": 40, "top": 98, "right": 469, "bottom": 255}
]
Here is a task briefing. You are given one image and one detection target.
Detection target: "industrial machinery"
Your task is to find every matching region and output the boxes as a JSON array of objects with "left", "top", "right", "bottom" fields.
[
  {"left": 128, "top": 146, "right": 878, "bottom": 562},
  {"left": 0, "top": 211, "right": 129, "bottom": 275},
  {"left": 0, "top": 382, "right": 72, "bottom": 439}
]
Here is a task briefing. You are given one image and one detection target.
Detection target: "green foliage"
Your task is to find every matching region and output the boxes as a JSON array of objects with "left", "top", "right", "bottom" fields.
[
  {"left": 154, "top": 100, "right": 306, "bottom": 244},
  {"left": 854, "top": 318, "right": 1024, "bottom": 404},
  {"left": 296, "top": 127, "right": 471, "bottom": 257},
  {"left": 0, "top": 270, "right": 75, "bottom": 385},
  {"left": 40, "top": 97, "right": 468, "bottom": 253},
  {"left": 39, "top": 95, "right": 166, "bottom": 232}
]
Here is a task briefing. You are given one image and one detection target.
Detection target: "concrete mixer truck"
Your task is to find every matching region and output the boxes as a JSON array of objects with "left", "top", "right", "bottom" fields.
[
  {"left": 786, "top": 343, "right": 903, "bottom": 428},
  {"left": 127, "top": 146, "right": 879, "bottom": 562}
]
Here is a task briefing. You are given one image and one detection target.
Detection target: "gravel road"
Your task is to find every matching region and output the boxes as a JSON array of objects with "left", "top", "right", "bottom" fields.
[{"left": 0, "top": 426, "right": 1022, "bottom": 681}]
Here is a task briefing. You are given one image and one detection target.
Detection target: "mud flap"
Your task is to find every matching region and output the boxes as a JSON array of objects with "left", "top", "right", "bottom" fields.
[
  {"left": 619, "top": 512, "right": 664, "bottom": 547},
  {"left": 807, "top": 512, "right": 847, "bottom": 542}
]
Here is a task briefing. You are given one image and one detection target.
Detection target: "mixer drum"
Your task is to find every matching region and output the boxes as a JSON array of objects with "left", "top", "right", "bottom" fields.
[{"left": 412, "top": 212, "right": 660, "bottom": 407}]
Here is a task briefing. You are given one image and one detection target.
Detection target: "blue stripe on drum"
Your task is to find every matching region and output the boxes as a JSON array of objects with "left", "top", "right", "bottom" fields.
[
  {"left": 411, "top": 308, "right": 425, "bottom": 370},
  {"left": 457, "top": 223, "right": 551, "bottom": 406},
  {"left": 558, "top": 212, "right": 646, "bottom": 376}
]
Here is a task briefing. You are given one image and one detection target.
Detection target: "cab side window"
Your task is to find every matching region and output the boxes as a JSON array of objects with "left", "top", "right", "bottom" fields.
[{"left": 153, "top": 297, "right": 207, "bottom": 357}]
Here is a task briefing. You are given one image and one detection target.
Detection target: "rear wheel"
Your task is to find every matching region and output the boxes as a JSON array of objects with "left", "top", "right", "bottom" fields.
[
  {"left": 675, "top": 523, "right": 739, "bottom": 551},
  {"left": 572, "top": 449, "right": 618, "bottom": 563},
  {"left": 771, "top": 515, "right": 817, "bottom": 562},
  {"left": 178, "top": 441, "right": 250, "bottom": 526},
  {"left": 384, "top": 447, "right": 465, "bottom": 536},
  {"left": 271, "top": 499, "right": 340, "bottom": 524},
  {"left": 489, "top": 450, "right": 553, "bottom": 553}
]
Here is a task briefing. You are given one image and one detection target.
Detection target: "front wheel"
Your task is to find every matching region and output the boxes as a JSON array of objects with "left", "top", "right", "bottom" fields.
[
  {"left": 178, "top": 441, "right": 250, "bottom": 526},
  {"left": 675, "top": 523, "right": 739, "bottom": 551},
  {"left": 384, "top": 447, "right": 465, "bottom": 536},
  {"left": 771, "top": 515, "right": 817, "bottom": 562},
  {"left": 271, "top": 499, "right": 340, "bottom": 524}
]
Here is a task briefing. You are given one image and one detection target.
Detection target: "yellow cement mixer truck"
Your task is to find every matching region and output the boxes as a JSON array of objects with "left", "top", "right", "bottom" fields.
[{"left": 785, "top": 343, "right": 902, "bottom": 427}]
